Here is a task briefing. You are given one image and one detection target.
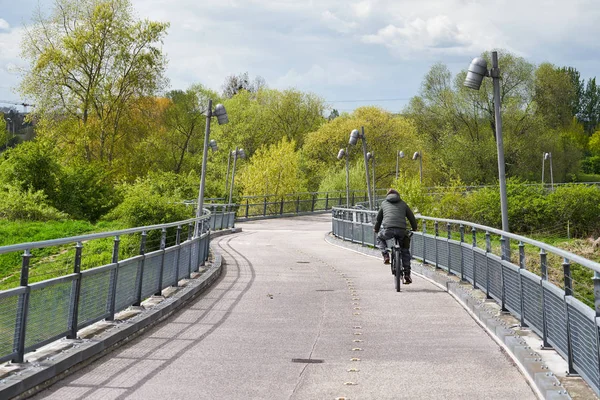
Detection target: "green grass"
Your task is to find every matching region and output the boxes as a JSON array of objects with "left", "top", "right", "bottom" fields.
[{"left": 575, "top": 173, "right": 600, "bottom": 182}]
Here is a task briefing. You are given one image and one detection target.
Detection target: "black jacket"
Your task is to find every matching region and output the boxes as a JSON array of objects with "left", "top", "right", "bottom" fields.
[{"left": 374, "top": 192, "right": 418, "bottom": 232}]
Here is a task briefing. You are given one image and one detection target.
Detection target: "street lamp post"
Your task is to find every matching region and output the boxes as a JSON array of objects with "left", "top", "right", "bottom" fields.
[
  {"left": 349, "top": 126, "right": 372, "bottom": 209},
  {"left": 465, "top": 51, "right": 509, "bottom": 235},
  {"left": 542, "top": 152, "right": 553, "bottom": 190},
  {"left": 367, "top": 152, "right": 375, "bottom": 203},
  {"left": 395, "top": 150, "right": 405, "bottom": 180},
  {"left": 228, "top": 147, "right": 246, "bottom": 207},
  {"left": 337, "top": 148, "right": 350, "bottom": 207},
  {"left": 195, "top": 99, "right": 228, "bottom": 236},
  {"left": 412, "top": 151, "right": 423, "bottom": 183}
]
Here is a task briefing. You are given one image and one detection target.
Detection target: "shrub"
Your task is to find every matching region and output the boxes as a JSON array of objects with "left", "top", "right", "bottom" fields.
[
  {"left": 581, "top": 156, "right": 600, "bottom": 174},
  {"left": 0, "top": 185, "right": 67, "bottom": 221},
  {"left": 546, "top": 184, "right": 600, "bottom": 236}
]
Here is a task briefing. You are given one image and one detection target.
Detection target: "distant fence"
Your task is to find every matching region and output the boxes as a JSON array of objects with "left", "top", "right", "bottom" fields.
[
  {"left": 0, "top": 210, "right": 235, "bottom": 364},
  {"left": 332, "top": 206, "right": 600, "bottom": 396}
]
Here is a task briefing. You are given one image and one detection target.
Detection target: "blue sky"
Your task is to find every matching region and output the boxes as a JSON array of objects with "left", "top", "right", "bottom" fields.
[{"left": 1, "top": 0, "right": 600, "bottom": 113}]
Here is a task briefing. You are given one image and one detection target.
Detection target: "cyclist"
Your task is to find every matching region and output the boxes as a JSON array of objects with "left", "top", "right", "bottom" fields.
[{"left": 373, "top": 188, "right": 418, "bottom": 284}]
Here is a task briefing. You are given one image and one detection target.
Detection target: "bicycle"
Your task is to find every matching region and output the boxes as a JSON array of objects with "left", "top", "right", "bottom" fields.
[{"left": 388, "top": 231, "right": 413, "bottom": 292}]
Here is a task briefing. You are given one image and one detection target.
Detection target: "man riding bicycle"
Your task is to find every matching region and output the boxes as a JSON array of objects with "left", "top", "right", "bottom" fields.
[{"left": 373, "top": 188, "right": 418, "bottom": 284}]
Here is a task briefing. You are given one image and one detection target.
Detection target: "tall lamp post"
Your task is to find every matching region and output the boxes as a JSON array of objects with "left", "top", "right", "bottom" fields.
[
  {"left": 367, "top": 151, "right": 375, "bottom": 203},
  {"left": 349, "top": 127, "right": 372, "bottom": 209},
  {"left": 337, "top": 148, "right": 350, "bottom": 206},
  {"left": 412, "top": 151, "right": 423, "bottom": 183},
  {"left": 195, "top": 100, "right": 228, "bottom": 235},
  {"left": 228, "top": 147, "right": 246, "bottom": 207},
  {"left": 395, "top": 150, "right": 405, "bottom": 180},
  {"left": 542, "top": 152, "right": 553, "bottom": 190},
  {"left": 464, "top": 51, "right": 509, "bottom": 235}
]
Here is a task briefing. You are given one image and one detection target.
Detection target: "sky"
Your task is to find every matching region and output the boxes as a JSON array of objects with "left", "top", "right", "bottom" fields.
[{"left": 1, "top": 0, "right": 600, "bottom": 114}]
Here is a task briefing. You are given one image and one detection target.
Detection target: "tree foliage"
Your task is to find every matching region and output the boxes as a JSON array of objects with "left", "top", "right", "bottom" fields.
[{"left": 19, "top": 0, "right": 169, "bottom": 165}]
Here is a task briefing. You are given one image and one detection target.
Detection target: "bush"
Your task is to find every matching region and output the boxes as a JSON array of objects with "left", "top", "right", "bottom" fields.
[
  {"left": 546, "top": 184, "right": 600, "bottom": 236},
  {"left": 581, "top": 156, "right": 600, "bottom": 174},
  {"left": 55, "top": 162, "right": 120, "bottom": 222},
  {"left": 0, "top": 185, "right": 67, "bottom": 221}
]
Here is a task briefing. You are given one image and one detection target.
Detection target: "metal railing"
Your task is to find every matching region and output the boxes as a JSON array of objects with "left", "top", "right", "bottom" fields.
[
  {"left": 332, "top": 206, "right": 600, "bottom": 396},
  {"left": 0, "top": 210, "right": 235, "bottom": 364}
]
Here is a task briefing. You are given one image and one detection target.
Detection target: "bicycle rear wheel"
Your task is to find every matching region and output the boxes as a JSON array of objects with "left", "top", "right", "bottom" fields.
[
  {"left": 394, "top": 247, "right": 402, "bottom": 292},
  {"left": 390, "top": 247, "right": 395, "bottom": 275}
]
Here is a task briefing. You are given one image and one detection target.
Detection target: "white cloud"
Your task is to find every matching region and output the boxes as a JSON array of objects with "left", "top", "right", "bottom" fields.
[
  {"left": 276, "top": 64, "right": 370, "bottom": 88},
  {"left": 0, "top": 19, "right": 9, "bottom": 31},
  {"left": 321, "top": 10, "right": 358, "bottom": 33},
  {"left": 351, "top": 1, "right": 372, "bottom": 18}
]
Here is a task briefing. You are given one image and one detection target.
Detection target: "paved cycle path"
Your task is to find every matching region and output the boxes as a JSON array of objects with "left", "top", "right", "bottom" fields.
[{"left": 32, "top": 215, "right": 536, "bottom": 399}]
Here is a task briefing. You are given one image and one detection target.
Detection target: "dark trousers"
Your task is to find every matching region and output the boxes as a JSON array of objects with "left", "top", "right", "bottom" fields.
[{"left": 376, "top": 227, "right": 412, "bottom": 273}]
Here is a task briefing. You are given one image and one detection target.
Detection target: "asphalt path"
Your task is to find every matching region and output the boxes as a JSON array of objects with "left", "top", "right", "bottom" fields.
[{"left": 31, "top": 215, "right": 536, "bottom": 399}]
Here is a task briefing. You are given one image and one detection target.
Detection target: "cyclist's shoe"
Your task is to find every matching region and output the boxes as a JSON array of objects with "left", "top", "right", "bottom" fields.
[
  {"left": 404, "top": 274, "right": 413, "bottom": 284},
  {"left": 383, "top": 252, "right": 390, "bottom": 264}
]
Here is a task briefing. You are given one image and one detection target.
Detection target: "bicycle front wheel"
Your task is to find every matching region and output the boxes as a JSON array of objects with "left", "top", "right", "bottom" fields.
[{"left": 394, "top": 247, "right": 402, "bottom": 292}]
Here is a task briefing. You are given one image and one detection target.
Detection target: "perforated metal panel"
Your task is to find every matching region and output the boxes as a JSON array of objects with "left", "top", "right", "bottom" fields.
[
  {"left": 25, "top": 278, "right": 73, "bottom": 349},
  {"left": 502, "top": 264, "right": 522, "bottom": 318},
  {"left": 190, "top": 239, "right": 200, "bottom": 273},
  {"left": 567, "top": 299, "right": 600, "bottom": 394},
  {"left": 461, "top": 244, "right": 474, "bottom": 283},
  {"left": 521, "top": 271, "right": 543, "bottom": 337},
  {"left": 141, "top": 251, "right": 163, "bottom": 299},
  {"left": 162, "top": 248, "right": 178, "bottom": 287},
  {"left": 473, "top": 250, "right": 487, "bottom": 292},
  {"left": 115, "top": 257, "right": 142, "bottom": 312},
  {"left": 78, "top": 266, "right": 114, "bottom": 328},
  {"left": 177, "top": 242, "right": 192, "bottom": 281},
  {"left": 544, "top": 283, "right": 568, "bottom": 359},
  {"left": 449, "top": 241, "right": 461, "bottom": 275},
  {"left": 487, "top": 256, "right": 503, "bottom": 302},
  {"left": 413, "top": 234, "right": 424, "bottom": 260},
  {"left": 437, "top": 240, "right": 448, "bottom": 270},
  {"left": 0, "top": 289, "right": 22, "bottom": 359},
  {"left": 424, "top": 235, "right": 435, "bottom": 264}
]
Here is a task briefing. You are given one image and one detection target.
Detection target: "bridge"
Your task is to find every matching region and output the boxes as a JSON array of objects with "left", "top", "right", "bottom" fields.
[{"left": 0, "top": 207, "right": 597, "bottom": 399}]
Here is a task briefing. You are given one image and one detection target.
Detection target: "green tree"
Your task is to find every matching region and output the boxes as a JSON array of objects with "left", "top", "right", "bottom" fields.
[
  {"left": 238, "top": 138, "right": 306, "bottom": 197},
  {"left": 581, "top": 78, "right": 600, "bottom": 134},
  {"left": 19, "top": 0, "right": 169, "bottom": 165},
  {"left": 534, "top": 63, "right": 577, "bottom": 129}
]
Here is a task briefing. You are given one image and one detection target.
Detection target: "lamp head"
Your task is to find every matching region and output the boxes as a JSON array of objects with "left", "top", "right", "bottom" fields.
[
  {"left": 464, "top": 57, "right": 488, "bottom": 90},
  {"left": 366, "top": 151, "right": 373, "bottom": 160},
  {"left": 238, "top": 148, "right": 246, "bottom": 158},
  {"left": 544, "top": 152, "right": 551, "bottom": 160},
  {"left": 209, "top": 139, "right": 218, "bottom": 152},
  {"left": 412, "top": 151, "right": 420, "bottom": 160},
  {"left": 349, "top": 129, "right": 360, "bottom": 146},
  {"left": 398, "top": 150, "right": 405, "bottom": 158},
  {"left": 337, "top": 148, "right": 346, "bottom": 160},
  {"left": 213, "top": 104, "right": 229, "bottom": 125}
]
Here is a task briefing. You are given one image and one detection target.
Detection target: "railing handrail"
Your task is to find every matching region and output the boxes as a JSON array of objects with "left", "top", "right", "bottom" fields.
[
  {"left": 331, "top": 206, "right": 600, "bottom": 273},
  {"left": 0, "top": 211, "right": 214, "bottom": 255}
]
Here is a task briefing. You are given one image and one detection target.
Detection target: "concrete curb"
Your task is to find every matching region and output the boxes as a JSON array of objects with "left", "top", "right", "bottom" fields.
[
  {"left": 324, "top": 233, "right": 593, "bottom": 400},
  {"left": 0, "top": 229, "right": 241, "bottom": 400}
]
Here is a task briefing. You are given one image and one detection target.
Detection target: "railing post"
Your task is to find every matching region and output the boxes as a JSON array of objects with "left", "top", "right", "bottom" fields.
[
  {"left": 311, "top": 193, "right": 316, "bottom": 212},
  {"left": 351, "top": 192, "right": 355, "bottom": 206},
  {"left": 134, "top": 231, "right": 147, "bottom": 306},
  {"left": 338, "top": 194, "right": 342, "bottom": 206},
  {"left": 173, "top": 226, "right": 182, "bottom": 287},
  {"left": 280, "top": 198, "right": 284, "bottom": 215},
  {"left": 518, "top": 241, "right": 527, "bottom": 328},
  {"left": 563, "top": 258, "right": 578, "bottom": 375},
  {"left": 422, "top": 220, "right": 427, "bottom": 264},
  {"left": 107, "top": 236, "right": 120, "bottom": 320},
  {"left": 539, "top": 249, "right": 551, "bottom": 349},
  {"left": 245, "top": 199, "right": 249, "bottom": 218},
  {"left": 325, "top": 193, "right": 329, "bottom": 210},
  {"left": 472, "top": 227, "right": 477, "bottom": 289},
  {"left": 459, "top": 224, "right": 465, "bottom": 282},
  {"left": 447, "top": 222, "right": 452, "bottom": 276},
  {"left": 434, "top": 221, "right": 439, "bottom": 270},
  {"left": 187, "top": 223, "right": 193, "bottom": 278},
  {"left": 67, "top": 242, "right": 83, "bottom": 339},
  {"left": 500, "top": 236, "right": 507, "bottom": 311},
  {"left": 263, "top": 196, "right": 267, "bottom": 216},
  {"left": 485, "top": 231, "right": 492, "bottom": 299},
  {"left": 14, "top": 249, "right": 32, "bottom": 363},
  {"left": 296, "top": 196, "right": 300, "bottom": 214},
  {"left": 155, "top": 228, "right": 167, "bottom": 296}
]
